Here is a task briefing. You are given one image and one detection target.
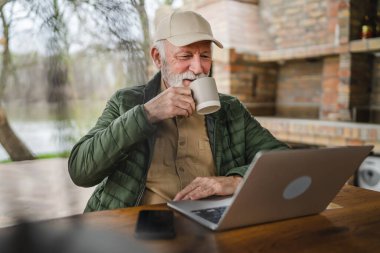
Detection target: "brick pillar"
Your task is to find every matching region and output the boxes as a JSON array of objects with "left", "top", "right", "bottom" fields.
[
  {"left": 321, "top": 54, "right": 351, "bottom": 121},
  {"left": 321, "top": 56, "right": 339, "bottom": 120},
  {"left": 321, "top": 53, "right": 374, "bottom": 122},
  {"left": 337, "top": 0, "right": 350, "bottom": 44},
  {"left": 337, "top": 53, "right": 352, "bottom": 121}
]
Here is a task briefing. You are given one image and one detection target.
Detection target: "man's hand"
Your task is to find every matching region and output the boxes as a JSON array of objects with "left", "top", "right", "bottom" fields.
[
  {"left": 144, "top": 86, "right": 196, "bottom": 124},
  {"left": 173, "top": 176, "right": 243, "bottom": 201}
]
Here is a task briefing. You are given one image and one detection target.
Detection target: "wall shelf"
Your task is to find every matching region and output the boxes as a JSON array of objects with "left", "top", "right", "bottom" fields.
[
  {"left": 256, "top": 38, "right": 380, "bottom": 62},
  {"left": 258, "top": 44, "right": 348, "bottom": 62},
  {"left": 350, "top": 37, "right": 380, "bottom": 53}
]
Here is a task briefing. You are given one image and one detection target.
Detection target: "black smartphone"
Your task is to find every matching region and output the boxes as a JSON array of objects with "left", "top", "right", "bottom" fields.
[{"left": 135, "top": 210, "right": 175, "bottom": 239}]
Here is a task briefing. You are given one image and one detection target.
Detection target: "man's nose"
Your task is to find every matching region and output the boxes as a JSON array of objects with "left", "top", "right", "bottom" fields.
[{"left": 189, "top": 55, "right": 203, "bottom": 75}]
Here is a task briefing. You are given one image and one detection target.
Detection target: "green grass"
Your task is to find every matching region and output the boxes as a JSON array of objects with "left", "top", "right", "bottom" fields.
[
  {"left": 36, "top": 151, "right": 71, "bottom": 159},
  {"left": 0, "top": 151, "right": 71, "bottom": 164}
]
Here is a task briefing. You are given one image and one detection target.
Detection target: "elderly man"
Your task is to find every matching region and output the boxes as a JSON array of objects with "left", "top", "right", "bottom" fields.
[{"left": 68, "top": 11, "right": 288, "bottom": 212}]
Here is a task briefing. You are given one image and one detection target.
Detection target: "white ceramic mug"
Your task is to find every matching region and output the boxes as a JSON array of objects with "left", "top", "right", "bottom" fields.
[{"left": 190, "top": 77, "right": 221, "bottom": 115}]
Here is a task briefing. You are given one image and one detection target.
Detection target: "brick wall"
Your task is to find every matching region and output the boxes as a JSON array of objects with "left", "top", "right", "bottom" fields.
[
  {"left": 273, "top": 52, "right": 374, "bottom": 122},
  {"left": 256, "top": 0, "right": 354, "bottom": 121},
  {"left": 176, "top": 0, "right": 380, "bottom": 152},
  {"left": 152, "top": 0, "right": 380, "bottom": 153},
  {"left": 258, "top": 117, "right": 380, "bottom": 153},
  {"left": 212, "top": 47, "right": 278, "bottom": 115},
  {"left": 179, "top": 0, "right": 380, "bottom": 122},
  {"left": 276, "top": 59, "right": 322, "bottom": 119},
  {"left": 259, "top": 0, "right": 349, "bottom": 49},
  {"left": 318, "top": 53, "right": 378, "bottom": 123},
  {"left": 229, "top": 49, "right": 278, "bottom": 116},
  {"left": 191, "top": 0, "right": 361, "bottom": 121},
  {"left": 194, "top": 0, "right": 274, "bottom": 53}
]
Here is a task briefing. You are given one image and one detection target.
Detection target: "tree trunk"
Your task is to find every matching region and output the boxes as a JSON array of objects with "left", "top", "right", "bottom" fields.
[
  {"left": 0, "top": 7, "right": 35, "bottom": 161},
  {"left": 0, "top": 107, "right": 34, "bottom": 161},
  {"left": 135, "top": 0, "right": 151, "bottom": 80}
]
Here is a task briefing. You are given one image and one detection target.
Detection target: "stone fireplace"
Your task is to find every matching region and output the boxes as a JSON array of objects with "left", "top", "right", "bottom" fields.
[{"left": 180, "top": 0, "right": 380, "bottom": 152}]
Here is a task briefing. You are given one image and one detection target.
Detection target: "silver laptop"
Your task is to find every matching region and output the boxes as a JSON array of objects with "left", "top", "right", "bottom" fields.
[{"left": 167, "top": 146, "right": 373, "bottom": 231}]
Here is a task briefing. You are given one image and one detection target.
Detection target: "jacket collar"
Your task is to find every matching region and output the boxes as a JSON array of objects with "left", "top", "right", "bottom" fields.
[
  {"left": 205, "top": 97, "right": 226, "bottom": 123},
  {"left": 206, "top": 109, "right": 224, "bottom": 120},
  {"left": 143, "top": 72, "right": 162, "bottom": 103}
]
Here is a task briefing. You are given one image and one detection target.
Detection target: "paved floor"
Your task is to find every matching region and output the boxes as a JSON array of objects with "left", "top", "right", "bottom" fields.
[{"left": 0, "top": 158, "right": 94, "bottom": 227}]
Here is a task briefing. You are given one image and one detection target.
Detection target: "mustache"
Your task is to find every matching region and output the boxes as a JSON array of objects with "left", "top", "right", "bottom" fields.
[{"left": 179, "top": 71, "right": 208, "bottom": 81}]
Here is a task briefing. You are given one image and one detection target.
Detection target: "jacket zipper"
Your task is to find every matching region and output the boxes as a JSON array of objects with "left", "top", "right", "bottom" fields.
[
  {"left": 135, "top": 80, "right": 159, "bottom": 206},
  {"left": 136, "top": 180, "right": 146, "bottom": 206},
  {"left": 135, "top": 154, "right": 151, "bottom": 206},
  {"left": 213, "top": 119, "right": 217, "bottom": 167},
  {"left": 135, "top": 138, "right": 155, "bottom": 206},
  {"left": 209, "top": 116, "right": 219, "bottom": 175}
]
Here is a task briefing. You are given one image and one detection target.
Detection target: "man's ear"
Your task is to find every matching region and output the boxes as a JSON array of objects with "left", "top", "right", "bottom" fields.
[{"left": 151, "top": 47, "right": 162, "bottom": 68}]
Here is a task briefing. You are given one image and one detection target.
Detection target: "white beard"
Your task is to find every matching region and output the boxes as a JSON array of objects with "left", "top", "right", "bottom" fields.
[{"left": 161, "top": 60, "right": 208, "bottom": 87}]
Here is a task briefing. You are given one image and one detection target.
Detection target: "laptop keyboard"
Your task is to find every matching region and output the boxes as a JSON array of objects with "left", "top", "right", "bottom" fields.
[{"left": 191, "top": 206, "right": 227, "bottom": 224}]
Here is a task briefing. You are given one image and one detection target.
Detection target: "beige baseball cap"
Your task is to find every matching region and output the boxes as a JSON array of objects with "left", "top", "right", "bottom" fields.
[{"left": 155, "top": 11, "right": 223, "bottom": 48}]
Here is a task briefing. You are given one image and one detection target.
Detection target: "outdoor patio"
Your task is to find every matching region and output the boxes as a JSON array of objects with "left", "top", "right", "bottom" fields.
[{"left": 0, "top": 158, "right": 94, "bottom": 228}]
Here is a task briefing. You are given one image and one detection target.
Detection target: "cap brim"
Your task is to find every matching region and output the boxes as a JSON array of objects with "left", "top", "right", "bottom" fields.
[{"left": 167, "top": 33, "right": 223, "bottom": 48}]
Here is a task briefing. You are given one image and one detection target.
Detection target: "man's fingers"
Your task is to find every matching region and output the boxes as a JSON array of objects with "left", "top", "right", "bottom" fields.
[
  {"left": 174, "top": 181, "right": 199, "bottom": 201},
  {"left": 144, "top": 86, "right": 196, "bottom": 123},
  {"left": 180, "top": 102, "right": 195, "bottom": 117},
  {"left": 173, "top": 176, "right": 243, "bottom": 201},
  {"left": 174, "top": 178, "right": 215, "bottom": 201},
  {"left": 172, "top": 90, "right": 195, "bottom": 114},
  {"left": 186, "top": 185, "right": 215, "bottom": 200}
]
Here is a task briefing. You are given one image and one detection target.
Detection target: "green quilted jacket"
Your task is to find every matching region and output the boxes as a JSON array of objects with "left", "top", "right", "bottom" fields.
[{"left": 68, "top": 72, "right": 289, "bottom": 212}]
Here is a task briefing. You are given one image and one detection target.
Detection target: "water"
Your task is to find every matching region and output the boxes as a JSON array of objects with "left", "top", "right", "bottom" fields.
[
  {"left": 0, "top": 121, "right": 80, "bottom": 161},
  {"left": 0, "top": 100, "right": 105, "bottom": 161}
]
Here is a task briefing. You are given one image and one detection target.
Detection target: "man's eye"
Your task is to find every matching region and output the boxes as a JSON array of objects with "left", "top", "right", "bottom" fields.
[{"left": 178, "top": 55, "right": 191, "bottom": 60}]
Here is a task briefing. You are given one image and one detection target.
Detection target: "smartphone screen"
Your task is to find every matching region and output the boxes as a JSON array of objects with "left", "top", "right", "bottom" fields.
[{"left": 135, "top": 210, "right": 175, "bottom": 239}]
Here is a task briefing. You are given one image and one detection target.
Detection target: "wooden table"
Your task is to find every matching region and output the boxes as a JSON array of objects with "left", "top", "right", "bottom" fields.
[{"left": 2, "top": 185, "right": 380, "bottom": 252}]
